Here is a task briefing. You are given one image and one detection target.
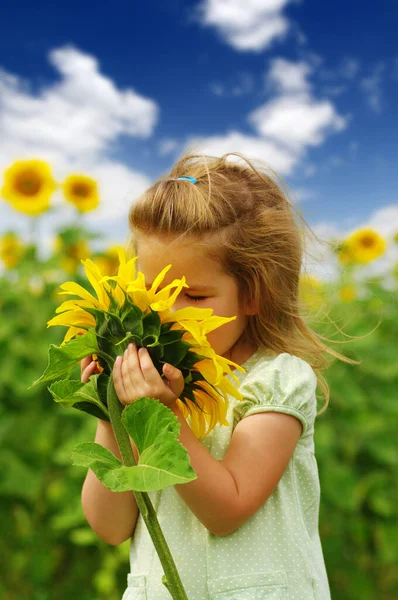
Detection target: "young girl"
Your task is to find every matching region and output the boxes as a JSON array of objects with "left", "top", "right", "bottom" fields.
[{"left": 81, "top": 152, "right": 348, "bottom": 600}]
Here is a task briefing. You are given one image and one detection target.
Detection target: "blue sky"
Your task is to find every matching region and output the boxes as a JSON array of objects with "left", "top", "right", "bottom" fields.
[{"left": 0, "top": 0, "right": 397, "bottom": 280}]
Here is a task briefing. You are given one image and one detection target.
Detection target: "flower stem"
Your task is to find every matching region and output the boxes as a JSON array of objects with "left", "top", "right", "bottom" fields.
[{"left": 107, "top": 375, "right": 189, "bottom": 600}]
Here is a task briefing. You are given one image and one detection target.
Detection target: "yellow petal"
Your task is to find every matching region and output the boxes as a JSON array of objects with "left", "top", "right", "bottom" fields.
[
  {"left": 47, "top": 310, "right": 94, "bottom": 328},
  {"left": 217, "top": 376, "right": 243, "bottom": 401},
  {"left": 54, "top": 299, "right": 94, "bottom": 313},
  {"left": 194, "top": 357, "right": 224, "bottom": 386},
  {"left": 82, "top": 258, "right": 110, "bottom": 308},
  {"left": 151, "top": 277, "right": 188, "bottom": 311},
  {"left": 177, "top": 320, "right": 208, "bottom": 347},
  {"left": 62, "top": 326, "right": 87, "bottom": 345},
  {"left": 149, "top": 264, "right": 172, "bottom": 296},
  {"left": 58, "top": 281, "right": 98, "bottom": 304},
  {"left": 163, "top": 307, "right": 214, "bottom": 322},
  {"left": 200, "top": 315, "right": 236, "bottom": 335}
]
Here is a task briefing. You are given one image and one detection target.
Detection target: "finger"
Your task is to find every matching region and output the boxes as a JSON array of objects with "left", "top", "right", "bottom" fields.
[
  {"left": 163, "top": 363, "right": 185, "bottom": 398},
  {"left": 123, "top": 344, "right": 145, "bottom": 388},
  {"left": 138, "top": 347, "right": 163, "bottom": 386},
  {"left": 80, "top": 355, "right": 93, "bottom": 371},
  {"left": 81, "top": 360, "right": 97, "bottom": 383},
  {"left": 113, "top": 355, "right": 128, "bottom": 404}
]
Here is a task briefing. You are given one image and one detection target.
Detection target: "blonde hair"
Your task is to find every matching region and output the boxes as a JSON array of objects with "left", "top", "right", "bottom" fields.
[{"left": 127, "top": 151, "right": 362, "bottom": 414}]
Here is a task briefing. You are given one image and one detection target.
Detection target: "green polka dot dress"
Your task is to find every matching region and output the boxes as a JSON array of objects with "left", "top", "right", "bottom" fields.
[{"left": 122, "top": 350, "right": 331, "bottom": 599}]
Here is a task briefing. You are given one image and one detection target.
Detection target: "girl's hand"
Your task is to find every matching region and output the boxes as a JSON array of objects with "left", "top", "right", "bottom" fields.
[
  {"left": 113, "top": 343, "right": 184, "bottom": 409},
  {"left": 80, "top": 355, "right": 101, "bottom": 383}
]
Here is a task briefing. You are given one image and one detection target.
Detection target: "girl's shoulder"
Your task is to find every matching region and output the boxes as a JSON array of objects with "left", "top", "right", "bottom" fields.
[
  {"left": 233, "top": 350, "right": 318, "bottom": 438},
  {"left": 240, "top": 349, "right": 316, "bottom": 385}
]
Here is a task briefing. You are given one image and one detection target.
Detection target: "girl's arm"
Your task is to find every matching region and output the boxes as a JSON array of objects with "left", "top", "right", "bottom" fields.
[
  {"left": 80, "top": 357, "right": 140, "bottom": 546},
  {"left": 171, "top": 406, "right": 302, "bottom": 536},
  {"left": 113, "top": 345, "right": 302, "bottom": 538}
]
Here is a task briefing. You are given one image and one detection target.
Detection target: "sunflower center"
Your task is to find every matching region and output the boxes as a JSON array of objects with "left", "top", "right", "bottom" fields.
[
  {"left": 15, "top": 171, "right": 42, "bottom": 196},
  {"left": 67, "top": 243, "right": 87, "bottom": 260},
  {"left": 71, "top": 183, "right": 90, "bottom": 198},
  {"left": 360, "top": 235, "right": 375, "bottom": 248}
]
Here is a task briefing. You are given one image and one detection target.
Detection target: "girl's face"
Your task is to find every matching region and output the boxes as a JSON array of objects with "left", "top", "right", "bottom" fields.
[{"left": 136, "top": 234, "right": 256, "bottom": 366}]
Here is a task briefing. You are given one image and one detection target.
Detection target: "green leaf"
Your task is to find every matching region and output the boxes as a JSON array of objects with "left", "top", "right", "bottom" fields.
[
  {"left": 158, "top": 329, "right": 185, "bottom": 345},
  {"left": 142, "top": 309, "right": 161, "bottom": 339},
  {"left": 29, "top": 329, "right": 98, "bottom": 387},
  {"left": 107, "top": 313, "right": 125, "bottom": 339},
  {"left": 121, "top": 396, "right": 180, "bottom": 454},
  {"left": 121, "top": 304, "right": 144, "bottom": 338},
  {"left": 72, "top": 442, "right": 122, "bottom": 479},
  {"left": 120, "top": 397, "right": 197, "bottom": 491},
  {"left": 162, "top": 340, "right": 192, "bottom": 367},
  {"left": 48, "top": 375, "right": 110, "bottom": 420},
  {"left": 72, "top": 398, "right": 197, "bottom": 492}
]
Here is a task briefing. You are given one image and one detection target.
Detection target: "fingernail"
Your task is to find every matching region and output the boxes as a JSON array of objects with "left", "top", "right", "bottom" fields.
[
  {"left": 128, "top": 343, "right": 133, "bottom": 351},
  {"left": 138, "top": 347, "right": 146, "bottom": 355}
]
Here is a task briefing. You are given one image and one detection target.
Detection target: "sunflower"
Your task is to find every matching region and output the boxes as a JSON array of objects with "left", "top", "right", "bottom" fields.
[
  {"left": 339, "top": 285, "right": 357, "bottom": 303},
  {"left": 48, "top": 248, "right": 244, "bottom": 438},
  {"left": 62, "top": 174, "right": 99, "bottom": 213},
  {"left": 54, "top": 235, "right": 90, "bottom": 274},
  {"left": 1, "top": 159, "right": 56, "bottom": 215},
  {"left": 342, "top": 229, "right": 386, "bottom": 265},
  {"left": 0, "top": 232, "right": 25, "bottom": 269},
  {"left": 336, "top": 242, "right": 357, "bottom": 266},
  {"left": 299, "top": 274, "right": 324, "bottom": 310},
  {"left": 92, "top": 246, "right": 123, "bottom": 277}
]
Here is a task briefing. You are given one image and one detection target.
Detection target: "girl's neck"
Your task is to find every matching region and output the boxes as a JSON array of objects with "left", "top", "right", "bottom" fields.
[{"left": 223, "top": 339, "right": 258, "bottom": 368}]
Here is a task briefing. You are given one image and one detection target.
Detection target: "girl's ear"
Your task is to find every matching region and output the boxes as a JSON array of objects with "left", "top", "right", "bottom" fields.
[
  {"left": 245, "top": 302, "right": 258, "bottom": 316},
  {"left": 244, "top": 292, "right": 258, "bottom": 316}
]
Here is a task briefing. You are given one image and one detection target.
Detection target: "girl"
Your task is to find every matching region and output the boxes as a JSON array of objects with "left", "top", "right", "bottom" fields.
[{"left": 81, "top": 152, "right": 351, "bottom": 600}]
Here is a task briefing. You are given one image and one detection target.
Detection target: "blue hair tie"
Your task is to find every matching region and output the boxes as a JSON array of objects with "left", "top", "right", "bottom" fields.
[{"left": 171, "top": 175, "right": 197, "bottom": 184}]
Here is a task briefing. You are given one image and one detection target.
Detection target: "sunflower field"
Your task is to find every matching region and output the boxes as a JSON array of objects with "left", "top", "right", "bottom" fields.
[{"left": 0, "top": 159, "right": 397, "bottom": 599}]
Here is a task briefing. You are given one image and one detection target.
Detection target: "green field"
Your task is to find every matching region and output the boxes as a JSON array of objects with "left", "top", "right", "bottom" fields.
[{"left": 0, "top": 230, "right": 397, "bottom": 600}]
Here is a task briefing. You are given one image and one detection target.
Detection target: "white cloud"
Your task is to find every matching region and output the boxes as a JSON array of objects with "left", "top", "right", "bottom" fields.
[
  {"left": 266, "top": 58, "right": 312, "bottom": 94},
  {"left": 249, "top": 95, "right": 346, "bottom": 153},
  {"left": 354, "top": 204, "right": 398, "bottom": 239},
  {"left": 318, "top": 56, "right": 360, "bottom": 82},
  {"left": 0, "top": 46, "right": 158, "bottom": 160},
  {"left": 185, "top": 131, "right": 297, "bottom": 174},
  {"left": 289, "top": 187, "right": 317, "bottom": 203},
  {"left": 210, "top": 72, "right": 254, "bottom": 97},
  {"left": 0, "top": 46, "right": 157, "bottom": 252},
  {"left": 340, "top": 57, "right": 360, "bottom": 79},
  {"left": 198, "top": 0, "right": 293, "bottom": 51},
  {"left": 158, "top": 138, "right": 180, "bottom": 156},
  {"left": 360, "top": 62, "right": 385, "bottom": 113},
  {"left": 186, "top": 58, "right": 347, "bottom": 176}
]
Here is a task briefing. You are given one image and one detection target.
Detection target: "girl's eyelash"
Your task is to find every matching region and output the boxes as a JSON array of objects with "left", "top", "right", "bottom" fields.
[{"left": 186, "top": 294, "right": 208, "bottom": 302}]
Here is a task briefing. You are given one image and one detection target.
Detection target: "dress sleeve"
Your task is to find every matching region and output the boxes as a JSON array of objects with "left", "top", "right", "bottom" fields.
[{"left": 232, "top": 353, "right": 318, "bottom": 438}]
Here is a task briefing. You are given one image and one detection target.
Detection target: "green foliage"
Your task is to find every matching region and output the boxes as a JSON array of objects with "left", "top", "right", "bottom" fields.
[
  {"left": 49, "top": 375, "right": 110, "bottom": 421},
  {"left": 312, "top": 284, "right": 398, "bottom": 600},
  {"left": 0, "top": 229, "right": 396, "bottom": 599},
  {"left": 0, "top": 249, "right": 129, "bottom": 600},
  {"left": 72, "top": 398, "right": 197, "bottom": 492},
  {"left": 31, "top": 329, "right": 99, "bottom": 386}
]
